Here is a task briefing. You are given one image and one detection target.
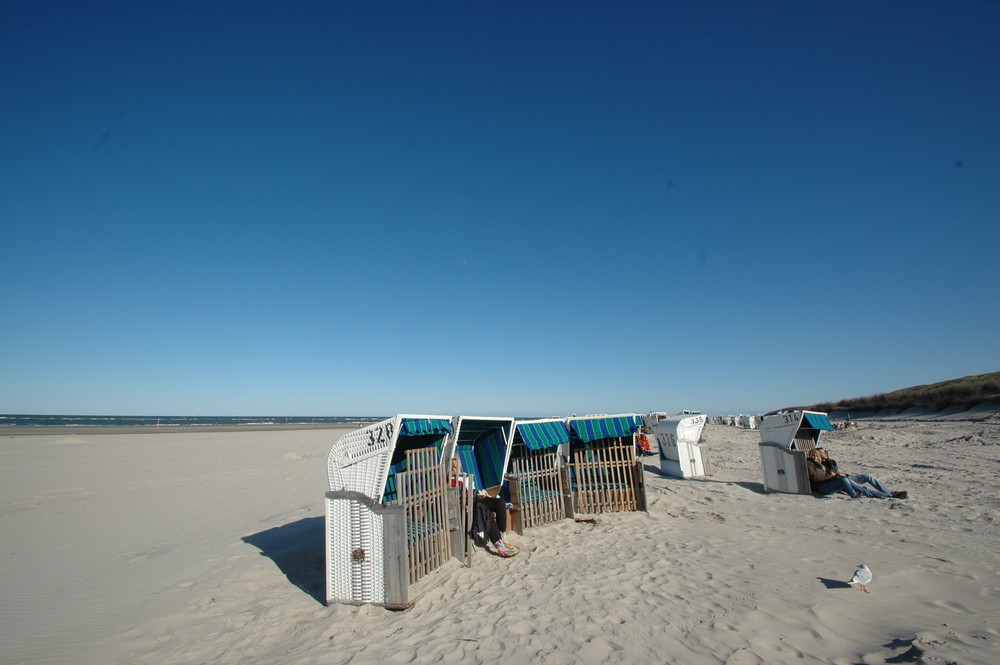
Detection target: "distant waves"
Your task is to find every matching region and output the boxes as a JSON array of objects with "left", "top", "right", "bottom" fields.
[{"left": 0, "top": 415, "right": 385, "bottom": 427}]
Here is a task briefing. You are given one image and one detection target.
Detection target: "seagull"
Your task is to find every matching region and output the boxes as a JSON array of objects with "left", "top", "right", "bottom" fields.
[{"left": 848, "top": 563, "right": 872, "bottom": 593}]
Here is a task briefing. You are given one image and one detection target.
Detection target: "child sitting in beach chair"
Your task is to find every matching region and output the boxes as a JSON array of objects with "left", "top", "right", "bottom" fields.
[
  {"left": 450, "top": 456, "right": 517, "bottom": 557},
  {"left": 636, "top": 433, "right": 654, "bottom": 457}
]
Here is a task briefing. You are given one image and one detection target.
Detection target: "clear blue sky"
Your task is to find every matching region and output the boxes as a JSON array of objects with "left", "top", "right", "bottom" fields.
[{"left": 2, "top": 1, "right": 998, "bottom": 417}]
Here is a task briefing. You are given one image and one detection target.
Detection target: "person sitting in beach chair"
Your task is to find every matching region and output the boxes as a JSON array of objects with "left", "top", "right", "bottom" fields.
[
  {"left": 450, "top": 456, "right": 517, "bottom": 557},
  {"left": 806, "top": 449, "right": 907, "bottom": 499},
  {"left": 636, "top": 433, "right": 654, "bottom": 457}
]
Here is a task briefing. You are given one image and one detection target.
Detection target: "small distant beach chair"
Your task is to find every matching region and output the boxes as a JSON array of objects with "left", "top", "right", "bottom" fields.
[
  {"left": 655, "top": 413, "right": 711, "bottom": 478},
  {"left": 758, "top": 410, "right": 834, "bottom": 494},
  {"left": 567, "top": 414, "right": 647, "bottom": 514},
  {"left": 325, "top": 414, "right": 465, "bottom": 609},
  {"left": 506, "top": 418, "right": 575, "bottom": 532}
]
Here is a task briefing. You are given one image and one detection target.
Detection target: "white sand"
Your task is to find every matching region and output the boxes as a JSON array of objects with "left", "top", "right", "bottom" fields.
[{"left": 2, "top": 415, "right": 998, "bottom": 665}]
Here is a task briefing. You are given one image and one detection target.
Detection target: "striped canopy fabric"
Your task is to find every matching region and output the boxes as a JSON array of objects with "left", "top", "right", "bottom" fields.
[
  {"left": 455, "top": 427, "right": 508, "bottom": 490},
  {"left": 399, "top": 418, "right": 452, "bottom": 437},
  {"left": 568, "top": 416, "right": 640, "bottom": 443},
  {"left": 516, "top": 420, "right": 572, "bottom": 451},
  {"left": 383, "top": 459, "right": 407, "bottom": 504},
  {"left": 803, "top": 412, "right": 834, "bottom": 431}
]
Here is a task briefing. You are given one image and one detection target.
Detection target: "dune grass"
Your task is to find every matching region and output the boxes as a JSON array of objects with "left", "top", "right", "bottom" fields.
[{"left": 791, "top": 371, "right": 1000, "bottom": 415}]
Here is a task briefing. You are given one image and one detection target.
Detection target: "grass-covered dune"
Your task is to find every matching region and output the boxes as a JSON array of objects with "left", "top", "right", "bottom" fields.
[{"left": 781, "top": 371, "right": 1000, "bottom": 415}]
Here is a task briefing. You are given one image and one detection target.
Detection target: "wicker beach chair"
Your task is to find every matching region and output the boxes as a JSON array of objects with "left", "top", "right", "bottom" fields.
[
  {"left": 506, "top": 418, "right": 574, "bottom": 532},
  {"left": 655, "top": 413, "right": 711, "bottom": 478},
  {"left": 566, "top": 414, "right": 647, "bottom": 514},
  {"left": 325, "top": 414, "right": 461, "bottom": 608},
  {"left": 758, "top": 410, "right": 834, "bottom": 494},
  {"left": 440, "top": 416, "right": 516, "bottom": 544}
]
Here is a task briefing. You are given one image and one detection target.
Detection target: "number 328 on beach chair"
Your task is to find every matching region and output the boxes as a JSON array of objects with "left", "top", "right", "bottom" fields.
[{"left": 325, "top": 415, "right": 463, "bottom": 609}]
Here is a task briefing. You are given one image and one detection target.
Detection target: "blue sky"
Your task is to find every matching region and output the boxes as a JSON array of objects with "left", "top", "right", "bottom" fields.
[{"left": 2, "top": 1, "right": 998, "bottom": 417}]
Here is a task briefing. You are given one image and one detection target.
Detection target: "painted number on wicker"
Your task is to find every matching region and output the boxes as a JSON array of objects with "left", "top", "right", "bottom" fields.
[{"left": 367, "top": 421, "right": 395, "bottom": 447}]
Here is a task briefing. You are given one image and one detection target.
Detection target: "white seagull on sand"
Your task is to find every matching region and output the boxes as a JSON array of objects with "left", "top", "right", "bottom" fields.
[{"left": 848, "top": 563, "right": 872, "bottom": 593}]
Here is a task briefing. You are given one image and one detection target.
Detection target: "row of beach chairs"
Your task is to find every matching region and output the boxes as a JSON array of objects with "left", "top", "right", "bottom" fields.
[
  {"left": 323, "top": 409, "right": 834, "bottom": 609},
  {"left": 324, "top": 413, "right": 648, "bottom": 609}
]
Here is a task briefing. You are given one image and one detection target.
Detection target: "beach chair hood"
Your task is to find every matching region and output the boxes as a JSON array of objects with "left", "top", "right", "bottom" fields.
[{"left": 327, "top": 415, "right": 452, "bottom": 501}]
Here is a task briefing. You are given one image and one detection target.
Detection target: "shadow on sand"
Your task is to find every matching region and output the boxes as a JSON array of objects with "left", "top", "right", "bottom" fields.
[
  {"left": 644, "top": 468, "right": 768, "bottom": 496},
  {"left": 243, "top": 516, "right": 326, "bottom": 605},
  {"left": 642, "top": 462, "right": 662, "bottom": 474},
  {"left": 728, "top": 480, "right": 766, "bottom": 494},
  {"left": 817, "top": 577, "right": 852, "bottom": 590}
]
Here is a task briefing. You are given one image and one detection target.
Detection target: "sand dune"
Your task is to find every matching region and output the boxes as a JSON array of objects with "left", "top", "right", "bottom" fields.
[{"left": 1, "top": 415, "right": 998, "bottom": 665}]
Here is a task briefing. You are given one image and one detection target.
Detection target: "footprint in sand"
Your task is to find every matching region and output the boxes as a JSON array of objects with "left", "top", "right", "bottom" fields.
[
  {"left": 506, "top": 621, "right": 536, "bottom": 636},
  {"left": 726, "top": 647, "right": 765, "bottom": 665}
]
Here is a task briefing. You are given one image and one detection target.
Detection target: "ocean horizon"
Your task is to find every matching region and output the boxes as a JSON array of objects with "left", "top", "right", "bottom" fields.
[{"left": 0, "top": 414, "right": 386, "bottom": 428}]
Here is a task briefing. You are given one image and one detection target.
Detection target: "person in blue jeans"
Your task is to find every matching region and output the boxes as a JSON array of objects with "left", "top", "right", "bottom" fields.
[
  {"left": 807, "top": 449, "right": 860, "bottom": 496},
  {"left": 818, "top": 447, "right": 907, "bottom": 499},
  {"left": 807, "top": 448, "right": 907, "bottom": 499}
]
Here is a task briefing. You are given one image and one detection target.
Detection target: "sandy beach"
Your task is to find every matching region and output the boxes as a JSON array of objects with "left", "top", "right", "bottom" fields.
[{"left": 2, "top": 413, "right": 998, "bottom": 665}]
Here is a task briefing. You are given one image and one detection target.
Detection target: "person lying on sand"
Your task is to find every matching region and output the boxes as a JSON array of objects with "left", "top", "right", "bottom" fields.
[
  {"left": 450, "top": 456, "right": 518, "bottom": 557},
  {"left": 806, "top": 448, "right": 907, "bottom": 499},
  {"left": 820, "top": 447, "right": 907, "bottom": 499}
]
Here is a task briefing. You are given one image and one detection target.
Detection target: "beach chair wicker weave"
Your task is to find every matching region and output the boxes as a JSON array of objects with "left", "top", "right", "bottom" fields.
[
  {"left": 325, "top": 415, "right": 455, "bottom": 608},
  {"left": 327, "top": 417, "right": 399, "bottom": 498},
  {"left": 325, "top": 490, "right": 392, "bottom": 605}
]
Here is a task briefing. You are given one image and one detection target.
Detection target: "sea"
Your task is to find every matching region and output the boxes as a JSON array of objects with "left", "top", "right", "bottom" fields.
[{"left": 0, "top": 414, "right": 384, "bottom": 428}]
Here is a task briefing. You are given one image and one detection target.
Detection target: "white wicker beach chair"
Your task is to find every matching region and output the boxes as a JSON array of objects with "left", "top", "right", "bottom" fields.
[
  {"left": 325, "top": 414, "right": 458, "bottom": 608},
  {"left": 758, "top": 410, "right": 834, "bottom": 494},
  {"left": 655, "top": 413, "right": 710, "bottom": 478}
]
